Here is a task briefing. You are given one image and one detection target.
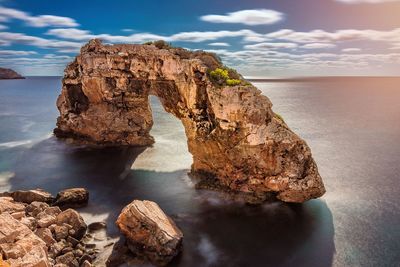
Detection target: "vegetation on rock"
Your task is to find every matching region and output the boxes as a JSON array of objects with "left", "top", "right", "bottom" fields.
[
  {"left": 209, "top": 67, "right": 243, "bottom": 86},
  {"left": 143, "top": 40, "right": 172, "bottom": 49}
]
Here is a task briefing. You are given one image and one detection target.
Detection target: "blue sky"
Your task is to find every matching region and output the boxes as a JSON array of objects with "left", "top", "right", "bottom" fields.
[{"left": 0, "top": 0, "right": 399, "bottom": 76}]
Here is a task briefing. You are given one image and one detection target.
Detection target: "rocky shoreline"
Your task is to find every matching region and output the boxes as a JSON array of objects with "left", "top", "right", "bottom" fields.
[{"left": 0, "top": 188, "right": 183, "bottom": 267}]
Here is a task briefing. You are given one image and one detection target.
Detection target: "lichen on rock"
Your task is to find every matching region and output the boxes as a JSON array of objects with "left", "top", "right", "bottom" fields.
[{"left": 55, "top": 39, "right": 326, "bottom": 203}]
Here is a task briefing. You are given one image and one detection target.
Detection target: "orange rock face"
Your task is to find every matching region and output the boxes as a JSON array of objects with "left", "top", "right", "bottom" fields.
[
  {"left": 55, "top": 39, "right": 325, "bottom": 203},
  {"left": 116, "top": 200, "right": 183, "bottom": 266}
]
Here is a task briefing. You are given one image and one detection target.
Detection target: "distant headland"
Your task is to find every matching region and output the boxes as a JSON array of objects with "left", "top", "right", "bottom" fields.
[{"left": 0, "top": 67, "right": 25, "bottom": 79}]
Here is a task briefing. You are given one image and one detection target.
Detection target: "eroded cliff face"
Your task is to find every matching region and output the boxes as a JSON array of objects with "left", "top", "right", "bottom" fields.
[{"left": 55, "top": 39, "right": 325, "bottom": 203}]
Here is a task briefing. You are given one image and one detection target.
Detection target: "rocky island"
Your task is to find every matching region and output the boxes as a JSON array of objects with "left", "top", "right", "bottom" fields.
[
  {"left": 0, "top": 67, "right": 25, "bottom": 79},
  {"left": 54, "top": 39, "right": 325, "bottom": 203}
]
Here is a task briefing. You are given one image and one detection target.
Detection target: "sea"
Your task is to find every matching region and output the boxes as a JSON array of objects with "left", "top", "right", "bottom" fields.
[{"left": 0, "top": 76, "right": 399, "bottom": 267}]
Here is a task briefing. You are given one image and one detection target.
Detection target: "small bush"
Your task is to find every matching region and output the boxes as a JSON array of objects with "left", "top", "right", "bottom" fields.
[
  {"left": 209, "top": 67, "right": 243, "bottom": 86},
  {"left": 143, "top": 40, "right": 172, "bottom": 49},
  {"left": 226, "top": 79, "right": 241, "bottom": 86},
  {"left": 153, "top": 40, "right": 172, "bottom": 49},
  {"left": 209, "top": 68, "right": 229, "bottom": 82}
]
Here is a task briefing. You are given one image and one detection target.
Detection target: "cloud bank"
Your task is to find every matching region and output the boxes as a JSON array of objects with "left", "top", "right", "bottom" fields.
[{"left": 0, "top": 6, "right": 78, "bottom": 27}]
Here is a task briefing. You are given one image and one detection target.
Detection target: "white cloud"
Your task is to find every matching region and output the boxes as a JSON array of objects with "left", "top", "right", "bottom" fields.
[
  {"left": 302, "top": 43, "right": 336, "bottom": 49},
  {"left": 244, "top": 42, "right": 298, "bottom": 50},
  {"left": 0, "top": 50, "right": 37, "bottom": 56},
  {"left": 46, "top": 27, "right": 400, "bottom": 50},
  {"left": 260, "top": 28, "right": 400, "bottom": 44},
  {"left": 212, "top": 48, "right": 400, "bottom": 76},
  {"left": 208, "top": 42, "right": 230, "bottom": 47},
  {"left": 46, "top": 28, "right": 260, "bottom": 43},
  {"left": 0, "top": 23, "right": 6, "bottom": 30},
  {"left": 0, "top": 6, "right": 79, "bottom": 27},
  {"left": 121, "top": 28, "right": 135, "bottom": 32},
  {"left": 170, "top": 30, "right": 253, "bottom": 42},
  {"left": 43, "top": 54, "right": 72, "bottom": 59},
  {"left": 200, "top": 9, "right": 283, "bottom": 25},
  {"left": 342, "top": 48, "right": 362, "bottom": 52},
  {"left": 0, "top": 32, "right": 82, "bottom": 52},
  {"left": 336, "top": 0, "right": 400, "bottom": 3},
  {"left": 387, "top": 42, "right": 400, "bottom": 49}
]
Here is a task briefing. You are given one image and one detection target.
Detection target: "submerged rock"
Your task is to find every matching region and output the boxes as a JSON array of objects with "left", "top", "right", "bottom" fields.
[
  {"left": 0, "top": 67, "right": 24, "bottom": 79},
  {"left": 53, "top": 188, "right": 89, "bottom": 209},
  {"left": 116, "top": 200, "right": 183, "bottom": 266},
  {"left": 55, "top": 39, "right": 325, "bottom": 203}
]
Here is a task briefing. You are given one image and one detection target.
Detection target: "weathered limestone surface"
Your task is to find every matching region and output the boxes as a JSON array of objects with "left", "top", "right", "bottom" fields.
[
  {"left": 116, "top": 200, "right": 183, "bottom": 266},
  {"left": 55, "top": 39, "right": 325, "bottom": 203}
]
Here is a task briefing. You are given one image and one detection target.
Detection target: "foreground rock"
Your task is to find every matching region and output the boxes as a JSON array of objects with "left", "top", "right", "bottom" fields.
[
  {"left": 1, "top": 187, "right": 89, "bottom": 209},
  {"left": 54, "top": 188, "right": 89, "bottom": 209},
  {"left": 116, "top": 200, "right": 183, "bottom": 266},
  {"left": 0, "top": 67, "right": 24, "bottom": 79},
  {"left": 0, "top": 189, "right": 54, "bottom": 204},
  {"left": 0, "top": 210, "right": 48, "bottom": 266},
  {"left": 55, "top": 39, "right": 325, "bottom": 203},
  {"left": 0, "top": 192, "right": 95, "bottom": 266}
]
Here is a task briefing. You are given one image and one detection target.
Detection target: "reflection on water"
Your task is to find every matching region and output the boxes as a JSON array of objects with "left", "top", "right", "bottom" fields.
[{"left": 1, "top": 77, "right": 399, "bottom": 266}]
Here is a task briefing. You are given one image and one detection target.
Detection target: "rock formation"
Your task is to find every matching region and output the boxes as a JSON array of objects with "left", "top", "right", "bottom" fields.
[
  {"left": 0, "top": 68, "right": 24, "bottom": 79},
  {"left": 0, "top": 189, "right": 97, "bottom": 266},
  {"left": 116, "top": 200, "right": 183, "bottom": 266},
  {"left": 55, "top": 39, "right": 325, "bottom": 203}
]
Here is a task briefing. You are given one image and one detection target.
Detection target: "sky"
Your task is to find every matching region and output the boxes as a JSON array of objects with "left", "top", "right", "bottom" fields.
[{"left": 0, "top": 0, "right": 399, "bottom": 77}]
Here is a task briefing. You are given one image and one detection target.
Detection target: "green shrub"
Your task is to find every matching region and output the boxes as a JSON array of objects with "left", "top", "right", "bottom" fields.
[
  {"left": 226, "top": 79, "right": 241, "bottom": 86},
  {"left": 209, "top": 67, "right": 243, "bottom": 86},
  {"left": 209, "top": 68, "right": 229, "bottom": 82}
]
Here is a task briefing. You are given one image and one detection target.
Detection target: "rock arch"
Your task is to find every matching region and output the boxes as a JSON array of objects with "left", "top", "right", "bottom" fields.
[{"left": 55, "top": 39, "right": 325, "bottom": 203}]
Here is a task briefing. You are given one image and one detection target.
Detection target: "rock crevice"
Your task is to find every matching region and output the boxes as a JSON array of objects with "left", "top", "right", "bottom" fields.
[{"left": 55, "top": 39, "right": 325, "bottom": 203}]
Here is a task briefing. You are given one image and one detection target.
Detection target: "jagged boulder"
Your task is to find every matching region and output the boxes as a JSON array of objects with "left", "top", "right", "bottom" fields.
[
  {"left": 55, "top": 209, "right": 87, "bottom": 240},
  {"left": 55, "top": 39, "right": 325, "bottom": 203},
  {"left": 116, "top": 200, "right": 183, "bottom": 266}
]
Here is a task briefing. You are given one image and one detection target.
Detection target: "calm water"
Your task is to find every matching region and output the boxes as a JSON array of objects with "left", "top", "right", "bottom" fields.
[{"left": 0, "top": 77, "right": 399, "bottom": 267}]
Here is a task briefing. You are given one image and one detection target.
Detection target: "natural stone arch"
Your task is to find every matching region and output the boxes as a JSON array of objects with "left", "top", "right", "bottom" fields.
[{"left": 55, "top": 39, "right": 325, "bottom": 203}]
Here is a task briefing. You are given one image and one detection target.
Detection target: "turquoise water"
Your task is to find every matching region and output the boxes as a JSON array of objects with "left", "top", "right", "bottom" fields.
[{"left": 0, "top": 77, "right": 399, "bottom": 266}]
